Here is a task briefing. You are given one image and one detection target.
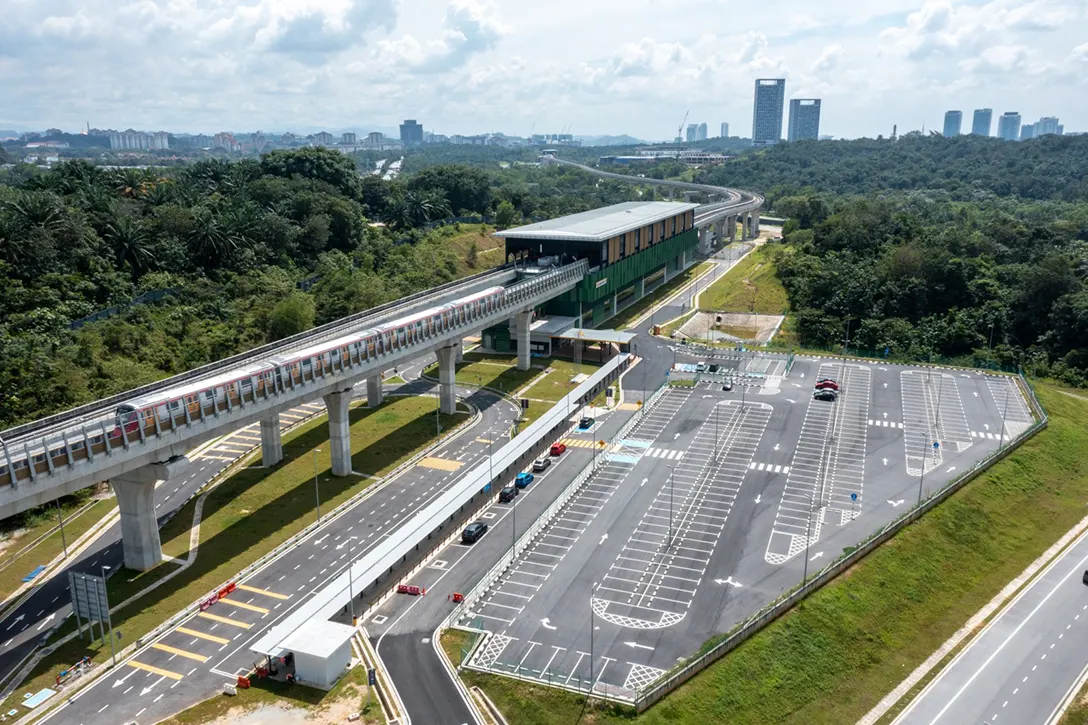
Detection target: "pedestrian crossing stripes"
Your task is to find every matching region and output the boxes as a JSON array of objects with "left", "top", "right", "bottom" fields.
[
  {"left": 971, "top": 431, "right": 1004, "bottom": 440},
  {"left": 868, "top": 420, "right": 904, "bottom": 429},
  {"left": 418, "top": 457, "right": 464, "bottom": 471},
  {"left": 559, "top": 438, "right": 598, "bottom": 449},
  {"left": 642, "top": 448, "right": 684, "bottom": 460},
  {"left": 748, "top": 462, "right": 790, "bottom": 474}
]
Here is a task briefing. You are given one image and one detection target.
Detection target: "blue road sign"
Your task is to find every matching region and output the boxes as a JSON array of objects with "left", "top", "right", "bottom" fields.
[
  {"left": 884, "top": 346, "right": 890, "bottom": 358},
  {"left": 368, "top": 668, "right": 376, "bottom": 686},
  {"left": 933, "top": 441, "right": 940, "bottom": 449},
  {"left": 850, "top": 492, "right": 858, "bottom": 501}
]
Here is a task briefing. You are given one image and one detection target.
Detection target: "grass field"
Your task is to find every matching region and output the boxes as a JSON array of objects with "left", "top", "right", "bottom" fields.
[
  {"left": 0, "top": 499, "right": 114, "bottom": 604},
  {"left": 608, "top": 262, "right": 713, "bottom": 331},
  {"left": 451, "top": 384, "right": 1088, "bottom": 725},
  {"left": 3, "top": 396, "right": 467, "bottom": 717},
  {"left": 1060, "top": 686, "right": 1088, "bottom": 725},
  {"left": 424, "top": 223, "right": 504, "bottom": 277},
  {"left": 424, "top": 352, "right": 543, "bottom": 395},
  {"left": 698, "top": 244, "right": 789, "bottom": 315}
]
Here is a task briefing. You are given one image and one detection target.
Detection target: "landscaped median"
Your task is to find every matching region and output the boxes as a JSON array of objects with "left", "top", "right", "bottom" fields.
[
  {"left": 0, "top": 395, "right": 469, "bottom": 718},
  {"left": 440, "top": 383, "right": 1088, "bottom": 725}
]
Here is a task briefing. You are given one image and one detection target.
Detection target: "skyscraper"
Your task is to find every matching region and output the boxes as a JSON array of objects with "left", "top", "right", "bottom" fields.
[
  {"left": 971, "top": 109, "right": 993, "bottom": 136},
  {"left": 686, "top": 124, "right": 698, "bottom": 143},
  {"left": 943, "top": 110, "right": 963, "bottom": 137},
  {"left": 720, "top": 122, "right": 730, "bottom": 138},
  {"left": 1020, "top": 124, "right": 1035, "bottom": 141},
  {"left": 787, "top": 99, "right": 821, "bottom": 141},
  {"left": 997, "top": 112, "right": 1022, "bottom": 141},
  {"left": 696, "top": 122, "right": 708, "bottom": 141},
  {"left": 1035, "top": 117, "right": 1061, "bottom": 137},
  {"left": 752, "top": 79, "right": 786, "bottom": 146},
  {"left": 399, "top": 119, "right": 423, "bottom": 145}
]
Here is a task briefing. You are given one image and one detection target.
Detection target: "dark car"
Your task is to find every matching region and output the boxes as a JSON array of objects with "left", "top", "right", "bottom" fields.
[
  {"left": 499, "top": 485, "right": 519, "bottom": 503},
  {"left": 708, "top": 364, "right": 721, "bottom": 374},
  {"left": 461, "top": 521, "right": 488, "bottom": 544},
  {"left": 578, "top": 417, "right": 595, "bottom": 430},
  {"left": 813, "top": 389, "right": 838, "bottom": 402},
  {"left": 815, "top": 379, "right": 840, "bottom": 391}
]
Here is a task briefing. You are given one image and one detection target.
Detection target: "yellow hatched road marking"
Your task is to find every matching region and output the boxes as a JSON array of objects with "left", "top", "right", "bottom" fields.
[
  {"left": 176, "top": 626, "right": 229, "bottom": 645},
  {"left": 560, "top": 438, "right": 596, "bottom": 449},
  {"left": 236, "top": 583, "right": 290, "bottom": 600},
  {"left": 127, "top": 660, "right": 183, "bottom": 680},
  {"left": 418, "top": 457, "right": 463, "bottom": 471},
  {"left": 152, "top": 642, "right": 208, "bottom": 662},
  {"left": 198, "top": 611, "right": 251, "bottom": 629},
  {"left": 475, "top": 438, "right": 493, "bottom": 444},
  {"left": 223, "top": 598, "right": 269, "bottom": 614},
  {"left": 196, "top": 454, "right": 235, "bottom": 462}
]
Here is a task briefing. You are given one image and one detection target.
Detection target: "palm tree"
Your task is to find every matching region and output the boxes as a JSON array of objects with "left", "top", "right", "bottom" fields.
[
  {"left": 110, "top": 167, "right": 154, "bottom": 199},
  {"left": 187, "top": 206, "right": 235, "bottom": 264},
  {"left": 104, "top": 212, "right": 153, "bottom": 277}
]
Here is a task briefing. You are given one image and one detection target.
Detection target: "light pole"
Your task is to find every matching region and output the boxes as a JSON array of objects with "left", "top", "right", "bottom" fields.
[
  {"left": 988, "top": 322, "right": 996, "bottom": 353},
  {"left": 999, "top": 387, "right": 1010, "bottom": 450},
  {"left": 102, "top": 565, "right": 116, "bottom": 667},
  {"left": 667, "top": 466, "right": 675, "bottom": 548},
  {"left": 589, "top": 581, "right": 598, "bottom": 694},
  {"left": 313, "top": 448, "right": 322, "bottom": 521},
  {"left": 56, "top": 500, "right": 68, "bottom": 559}
]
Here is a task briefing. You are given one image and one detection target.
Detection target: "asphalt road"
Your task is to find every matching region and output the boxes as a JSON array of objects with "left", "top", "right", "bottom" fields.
[
  {"left": 453, "top": 354, "right": 1025, "bottom": 696},
  {"left": 33, "top": 361, "right": 521, "bottom": 725},
  {"left": 893, "top": 527, "right": 1088, "bottom": 725}
]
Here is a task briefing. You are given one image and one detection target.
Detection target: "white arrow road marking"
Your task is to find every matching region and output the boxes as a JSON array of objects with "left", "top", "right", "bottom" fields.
[
  {"left": 974, "top": 391, "right": 979, "bottom": 397},
  {"left": 800, "top": 373, "right": 805, "bottom": 378},
  {"left": 888, "top": 500, "right": 905, "bottom": 507},
  {"left": 883, "top": 382, "right": 888, "bottom": 388},
  {"left": 313, "top": 535, "right": 329, "bottom": 545},
  {"left": 600, "top": 533, "right": 608, "bottom": 545},
  {"left": 809, "top": 552, "right": 824, "bottom": 561},
  {"left": 883, "top": 411, "right": 888, "bottom": 419},
  {"left": 755, "top": 494, "right": 762, "bottom": 504},
  {"left": 882, "top": 458, "right": 889, "bottom": 466},
  {"left": 625, "top": 642, "right": 654, "bottom": 651},
  {"left": 880, "top": 367, "right": 888, "bottom": 371},
  {"left": 984, "top": 424, "right": 990, "bottom": 430},
  {"left": 541, "top": 618, "right": 556, "bottom": 630},
  {"left": 792, "top": 384, "right": 802, "bottom": 389},
  {"left": 113, "top": 670, "right": 138, "bottom": 688},
  {"left": 947, "top": 466, "right": 957, "bottom": 473},
  {"left": 140, "top": 676, "right": 166, "bottom": 697},
  {"left": 714, "top": 577, "right": 744, "bottom": 588},
  {"left": 703, "top": 395, "right": 715, "bottom": 399},
  {"left": 785, "top": 398, "right": 796, "bottom": 403},
  {"left": 6, "top": 615, "right": 24, "bottom": 631},
  {"left": 674, "top": 433, "right": 680, "bottom": 440},
  {"left": 640, "top": 477, "right": 648, "bottom": 487},
  {"left": 36, "top": 613, "right": 56, "bottom": 631},
  {"left": 773, "top": 444, "right": 780, "bottom": 451}
]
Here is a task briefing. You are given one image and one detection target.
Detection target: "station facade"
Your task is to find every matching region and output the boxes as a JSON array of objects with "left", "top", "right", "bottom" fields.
[{"left": 486, "top": 202, "right": 701, "bottom": 354}]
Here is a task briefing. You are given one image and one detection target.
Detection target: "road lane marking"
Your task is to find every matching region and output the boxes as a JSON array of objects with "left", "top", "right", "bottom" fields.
[
  {"left": 151, "top": 642, "right": 209, "bottom": 662},
  {"left": 127, "top": 660, "right": 183, "bottom": 680},
  {"left": 236, "top": 584, "right": 290, "bottom": 600},
  {"left": 198, "top": 612, "right": 252, "bottom": 629},
  {"left": 224, "top": 599, "right": 270, "bottom": 614}
]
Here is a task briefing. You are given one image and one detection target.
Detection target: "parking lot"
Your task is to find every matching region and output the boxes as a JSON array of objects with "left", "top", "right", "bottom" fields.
[{"left": 458, "top": 354, "right": 1034, "bottom": 698}]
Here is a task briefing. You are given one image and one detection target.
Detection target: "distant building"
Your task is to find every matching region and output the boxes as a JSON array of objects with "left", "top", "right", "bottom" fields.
[
  {"left": 312, "top": 131, "right": 334, "bottom": 146},
  {"left": 341, "top": 132, "right": 357, "bottom": 145},
  {"left": 943, "top": 110, "right": 963, "bottom": 137},
  {"left": 752, "top": 79, "right": 786, "bottom": 146},
  {"left": 787, "top": 98, "right": 821, "bottom": 141},
  {"left": 819, "top": 134, "right": 834, "bottom": 141},
  {"left": 400, "top": 119, "right": 424, "bottom": 146},
  {"left": 1020, "top": 124, "right": 1035, "bottom": 141},
  {"left": 685, "top": 124, "right": 698, "bottom": 143},
  {"left": 213, "top": 132, "right": 241, "bottom": 152},
  {"left": 1035, "top": 117, "right": 1061, "bottom": 137},
  {"left": 150, "top": 131, "right": 169, "bottom": 150},
  {"left": 998, "top": 112, "right": 1022, "bottom": 141},
  {"left": 696, "top": 122, "right": 708, "bottom": 141},
  {"left": 972, "top": 109, "right": 993, "bottom": 136},
  {"left": 109, "top": 130, "right": 151, "bottom": 150},
  {"left": 720, "top": 122, "right": 730, "bottom": 138}
]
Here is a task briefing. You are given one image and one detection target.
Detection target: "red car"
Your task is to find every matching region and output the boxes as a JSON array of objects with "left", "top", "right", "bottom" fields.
[
  {"left": 815, "top": 379, "right": 840, "bottom": 391},
  {"left": 550, "top": 442, "right": 567, "bottom": 456}
]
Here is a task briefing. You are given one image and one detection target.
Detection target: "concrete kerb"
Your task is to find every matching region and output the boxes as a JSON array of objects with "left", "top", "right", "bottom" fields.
[
  {"left": 858, "top": 511, "right": 1088, "bottom": 725},
  {"left": 358, "top": 627, "right": 404, "bottom": 725},
  {"left": 633, "top": 375, "right": 1047, "bottom": 712},
  {"left": 13, "top": 401, "right": 484, "bottom": 725}
]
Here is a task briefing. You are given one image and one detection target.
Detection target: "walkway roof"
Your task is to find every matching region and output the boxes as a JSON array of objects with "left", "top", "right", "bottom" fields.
[
  {"left": 556, "top": 328, "right": 637, "bottom": 345},
  {"left": 493, "top": 202, "right": 700, "bottom": 243}
]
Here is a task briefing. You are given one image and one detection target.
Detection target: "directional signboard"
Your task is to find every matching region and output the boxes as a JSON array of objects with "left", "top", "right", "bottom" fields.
[{"left": 68, "top": 571, "right": 108, "bottom": 624}]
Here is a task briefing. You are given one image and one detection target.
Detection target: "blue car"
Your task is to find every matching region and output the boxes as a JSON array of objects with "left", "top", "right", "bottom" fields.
[{"left": 515, "top": 472, "right": 535, "bottom": 489}]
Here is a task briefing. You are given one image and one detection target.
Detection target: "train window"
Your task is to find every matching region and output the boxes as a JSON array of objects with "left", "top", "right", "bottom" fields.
[
  {"left": 72, "top": 441, "right": 85, "bottom": 450},
  {"left": 169, "top": 400, "right": 181, "bottom": 410},
  {"left": 13, "top": 459, "right": 26, "bottom": 469},
  {"left": 203, "top": 390, "right": 214, "bottom": 400}
]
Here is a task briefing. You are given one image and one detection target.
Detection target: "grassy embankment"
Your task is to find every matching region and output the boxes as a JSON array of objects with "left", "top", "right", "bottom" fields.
[
  {"left": 425, "top": 223, "right": 505, "bottom": 276},
  {"left": 2, "top": 396, "right": 468, "bottom": 717},
  {"left": 608, "top": 262, "right": 714, "bottom": 331},
  {"left": 444, "top": 384, "right": 1088, "bottom": 725},
  {"left": 698, "top": 244, "right": 789, "bottom": 316},
  {"left": 0, "top": 499, "right": 115, "bottom": 604}
]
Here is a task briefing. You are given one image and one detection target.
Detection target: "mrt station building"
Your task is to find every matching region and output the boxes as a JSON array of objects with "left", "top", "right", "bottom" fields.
[{"left": 494, "top": 201, "right": 700, "bottom": 328}]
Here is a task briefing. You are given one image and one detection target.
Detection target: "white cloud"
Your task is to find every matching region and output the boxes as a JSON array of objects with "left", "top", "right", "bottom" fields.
[{"left": 812, "top": 44, "right": 843, "bottom": 73}]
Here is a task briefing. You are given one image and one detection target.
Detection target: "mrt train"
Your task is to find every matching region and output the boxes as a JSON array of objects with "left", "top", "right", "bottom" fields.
[{"left": 112, "top": 286, "right": 506, "bottom": 439}]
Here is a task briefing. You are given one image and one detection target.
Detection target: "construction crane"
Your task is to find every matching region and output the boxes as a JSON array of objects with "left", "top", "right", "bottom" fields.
[{"left": 676, "top": 110, "right": 689, "bottom": 144}]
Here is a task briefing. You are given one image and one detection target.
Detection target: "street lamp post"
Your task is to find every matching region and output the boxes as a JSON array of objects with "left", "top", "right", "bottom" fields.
[
  {"left": 988, "top": 322, "right": 996, "bottom": 354},
  {"left": 313, "top": 448, "right": 322, "bottom": 521},
  {"left": 667, "top": 466, "right": 675, "bottom": 548},
  {"left": 56, "top": 500, "right": 68, "bottom": 559},
  {"left": 102, "top": 565, "right": 116, "bottom": 667},
  {"left": 999, "top": 387, "right": 1010, "bottom": 450},
  {"left": 589, "top": 581, "right": 598, "bottom": 695}
]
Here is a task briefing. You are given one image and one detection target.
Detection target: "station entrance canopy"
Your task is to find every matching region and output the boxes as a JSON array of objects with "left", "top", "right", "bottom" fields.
[{"left": 555, "top": 328, "right": 637, "bottom": 347}]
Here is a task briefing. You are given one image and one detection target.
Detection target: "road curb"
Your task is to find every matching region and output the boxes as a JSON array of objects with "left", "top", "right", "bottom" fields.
[{"left": 857, "top": 511, "right": 1088, "bottom": 725}]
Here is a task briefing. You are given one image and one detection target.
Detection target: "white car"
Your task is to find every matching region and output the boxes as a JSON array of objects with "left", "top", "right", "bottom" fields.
[{"left": 532, "top": 456, "right": 551, "bottom": 472}]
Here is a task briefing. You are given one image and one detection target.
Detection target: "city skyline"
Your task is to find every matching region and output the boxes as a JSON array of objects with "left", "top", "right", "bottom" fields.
[{"left": 1, "top": 0, "right": 1085, "bottom": 141}]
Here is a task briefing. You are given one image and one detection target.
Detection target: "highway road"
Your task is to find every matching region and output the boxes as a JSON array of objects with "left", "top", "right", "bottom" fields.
[
  {"left": 17, "top": 358, "right": 519, "bottom": 724},
  {"left": 893, "top": 527, "right": 1088, "bottom": 725}
]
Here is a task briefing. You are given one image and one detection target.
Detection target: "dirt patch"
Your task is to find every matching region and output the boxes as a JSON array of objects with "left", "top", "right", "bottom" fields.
[
  {"left": 202, "top": 703, "right": 308, "bottom": 725},
  {"left": 677, "top": 311, "right": 785, "bottom": 344}
]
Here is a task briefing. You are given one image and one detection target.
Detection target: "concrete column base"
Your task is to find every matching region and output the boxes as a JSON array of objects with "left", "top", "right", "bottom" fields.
[
  {"left": 455, "top": 340, "right": 464, "bottom": 363},
  {"left": 728, "top": 215, "right": 737, "bottom": 243},
  {"left": 323, "top": 389, "right": 353, "bottom": 477},
  {"left": 515, "top": 311, "right": 533, "bottom": 371},
  {"left": 112, "top": 458, "right": 188, "bottom": 571},
  {"left": 260, "top": 416, "right": 282, "bottom": 467},
  {"left": 366, "top": 375, "right": 383, "bottom": 409},
  {"left": 436, "top": 345, "right": 458, "bottom": 415}
]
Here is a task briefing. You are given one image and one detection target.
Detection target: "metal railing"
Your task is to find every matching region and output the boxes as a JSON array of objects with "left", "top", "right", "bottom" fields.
[
  {"left": 2, "top": 261, "right": 588, "bottom": 488},
  {"left": 631, "top": 373, "right": 1047, "bottom": 711}
]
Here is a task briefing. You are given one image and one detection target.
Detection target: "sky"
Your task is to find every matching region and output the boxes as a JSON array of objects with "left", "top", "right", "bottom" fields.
[{"left": 1, "top": 0, "right": 1086, "bottom": 140}]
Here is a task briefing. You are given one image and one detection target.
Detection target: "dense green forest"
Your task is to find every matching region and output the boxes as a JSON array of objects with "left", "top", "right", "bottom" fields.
[
  {"left": 700, "top": 134, "right": 1088, "bottom": 203},
  {"left": 0, "top": 147, "right": 647, "bottom": 429}
]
